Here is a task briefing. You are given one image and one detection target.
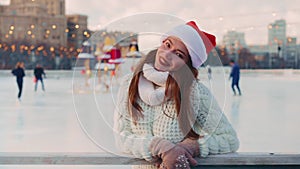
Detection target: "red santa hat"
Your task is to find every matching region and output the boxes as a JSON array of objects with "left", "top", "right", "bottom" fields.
[{"left": 162, "top": 21, "right": 216, "bottom": 68}]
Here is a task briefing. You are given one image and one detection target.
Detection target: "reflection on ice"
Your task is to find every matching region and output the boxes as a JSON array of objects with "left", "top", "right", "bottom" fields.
[{"left": 230, "top": 97, "right": 241, "bottom": 128}]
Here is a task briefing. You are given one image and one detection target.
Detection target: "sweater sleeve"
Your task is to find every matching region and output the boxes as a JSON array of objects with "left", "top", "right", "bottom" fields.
[
  {"left": 113, "top": 74, "right": 155, "bottom": 161},
  {"left": 191, "top": 81, "right": 239, "bottom": 157}
]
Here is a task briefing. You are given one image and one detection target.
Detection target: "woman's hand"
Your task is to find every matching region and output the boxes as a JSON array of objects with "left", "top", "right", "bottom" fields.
[
  {"left": 149, "top": 137, "right": 198, "bottom": 168},
  {"left": 159, "top": 145, "right": 198, "bottom": 169},
  {"left": 150, "top": 155, "right": 162, "bottom": 168},
  {"left": 177, "top": 137, "right": 200, "bottom": 157}
]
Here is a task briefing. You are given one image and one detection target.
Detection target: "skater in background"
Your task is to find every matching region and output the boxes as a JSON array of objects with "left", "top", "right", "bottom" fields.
[
  {"left": 229, "top": 59, "right": 242, "bottom": 96},
  {"left": 207, "top": 65, "right": 212, "bottom": 80},
  {"left": 34, "top": 64, "right": 46, "bottom": 91},
  {"left": 12, "top": 62, "right": 25, "bottom": 100}
]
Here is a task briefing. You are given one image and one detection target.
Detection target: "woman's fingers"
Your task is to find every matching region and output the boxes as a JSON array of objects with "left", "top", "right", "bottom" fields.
[{"left": 185, "top": 151, "right": 198, "bottom": 166}]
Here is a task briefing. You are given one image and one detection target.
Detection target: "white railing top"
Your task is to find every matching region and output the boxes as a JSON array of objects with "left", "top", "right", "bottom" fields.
[{"left": 0, "top": 152, "right": 300, "bottom": 165}]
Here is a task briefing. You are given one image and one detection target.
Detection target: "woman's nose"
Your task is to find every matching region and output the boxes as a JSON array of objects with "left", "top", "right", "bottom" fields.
[{"left": 164, "top": 50, "right": 173, "bottom": 60}]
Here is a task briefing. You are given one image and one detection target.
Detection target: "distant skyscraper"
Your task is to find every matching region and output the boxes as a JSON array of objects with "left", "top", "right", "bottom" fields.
[
  {"left": 267, "top": 19, "right": 287, "bottom": 68},
  {"left": 223, "top": 31, "right": 247, "bottom": 49},
  {"left": 268, "top": 19, "right": 286, "bottom": 58},
  {"left": 286, "top": 37, "right": 298, "bottom": 68},
  {"left": 222, "top": 31, "right": 247, "bottom": 61}
]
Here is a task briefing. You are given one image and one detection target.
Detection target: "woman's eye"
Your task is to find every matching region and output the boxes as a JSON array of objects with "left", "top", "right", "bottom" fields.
[
  {"left": 176, "top": 52, "right": 183, "bottom": 58},
  {"left": 165, "top": 42, "right": 171, "bottom": 48}
]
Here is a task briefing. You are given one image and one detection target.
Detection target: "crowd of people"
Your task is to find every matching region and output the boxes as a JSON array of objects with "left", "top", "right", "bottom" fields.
[{"left": 0, "top": 43, "right": 78, "bottom": 70}]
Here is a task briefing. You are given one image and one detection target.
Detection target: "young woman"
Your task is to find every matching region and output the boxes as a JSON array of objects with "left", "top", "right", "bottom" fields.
[
  {"left": 114, "top": 21, "right": 239, "bottom": 169},
  {"left": 12, "top": 62, "right": 25, "bottom": 100}
]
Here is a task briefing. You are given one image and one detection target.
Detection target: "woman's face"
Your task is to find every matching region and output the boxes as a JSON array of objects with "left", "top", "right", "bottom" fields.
[{"left": 154, "top": 36, "right": 189, "bottom": 72}]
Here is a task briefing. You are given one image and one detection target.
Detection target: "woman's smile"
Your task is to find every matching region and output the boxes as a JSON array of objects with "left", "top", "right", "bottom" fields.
[
  {"left": 154, "top": 36, "right": 189, "bottom": 72},
  {"left": 158, "top": 56, "right": 170, "bottom": 67}
]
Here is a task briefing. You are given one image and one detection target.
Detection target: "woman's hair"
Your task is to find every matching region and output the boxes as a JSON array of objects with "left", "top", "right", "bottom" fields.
[{"left": 128, "top": 49, "right": 200, "bottom": 139}]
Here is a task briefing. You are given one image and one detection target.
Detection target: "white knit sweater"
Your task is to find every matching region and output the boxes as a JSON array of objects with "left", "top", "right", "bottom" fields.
[{"left": 113, "top": 74, "right": 239, "bottom": 168}]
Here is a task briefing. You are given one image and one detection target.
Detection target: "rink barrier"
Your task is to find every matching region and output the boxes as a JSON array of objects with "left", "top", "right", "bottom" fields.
[
  {"left": 0, "top": 152, "right": 300, "bottom": 168},
  {"left": 2, "top": 68, "right": 300, "bottom": 78}
]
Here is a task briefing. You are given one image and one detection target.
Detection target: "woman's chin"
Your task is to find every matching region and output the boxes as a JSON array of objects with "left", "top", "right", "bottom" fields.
[{"left": 154, "top": 65, "right": 167, "bottom": 72}]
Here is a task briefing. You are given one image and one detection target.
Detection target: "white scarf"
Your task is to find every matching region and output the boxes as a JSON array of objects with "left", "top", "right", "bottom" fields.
[{"left": 138, "top": 64, "right": 169, "bottom": 106}]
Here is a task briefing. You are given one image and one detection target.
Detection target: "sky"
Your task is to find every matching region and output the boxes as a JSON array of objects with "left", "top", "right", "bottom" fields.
[{"left": 1, "top": 0, "right": 300, "bottom": 45}]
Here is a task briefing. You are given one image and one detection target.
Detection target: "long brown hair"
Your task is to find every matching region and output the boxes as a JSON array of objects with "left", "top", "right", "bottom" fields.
[{"left": 128, "top": 49, "right": 199, "bottom": 139}]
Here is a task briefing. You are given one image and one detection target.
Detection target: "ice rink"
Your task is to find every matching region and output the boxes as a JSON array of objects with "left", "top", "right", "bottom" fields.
[{"left": 1, "top": 66, "right": 300, "bottom": 168}]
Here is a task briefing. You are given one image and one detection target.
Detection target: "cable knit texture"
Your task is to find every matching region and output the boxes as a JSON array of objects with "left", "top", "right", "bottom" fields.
[{"left": 114, "top": 74, "right": 239, "bottom": 169}]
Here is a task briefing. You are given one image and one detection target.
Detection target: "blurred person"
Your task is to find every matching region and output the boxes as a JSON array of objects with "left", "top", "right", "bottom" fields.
[
  {"left": 12, "top": 62, "right": 25, "bottom": 100},
  {"left": 207, "top": 65, "right": 212, "bottom": 80},
  {"left": 114, "top": 21, "right": 239, "bottom": 169},
  {"left": 229, "top": 59, "right": 242, "bottom": 96},
  {"left": 34, "top": 64, "right": 46, "bottom": 91}
]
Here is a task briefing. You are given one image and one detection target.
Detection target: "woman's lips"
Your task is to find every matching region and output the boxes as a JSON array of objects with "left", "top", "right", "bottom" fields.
[{"left": 159, "top": 57, "right": 170, "bottom": 67}]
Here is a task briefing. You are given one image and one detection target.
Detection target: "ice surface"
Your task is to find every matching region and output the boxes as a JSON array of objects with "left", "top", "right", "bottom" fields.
[{"left": 1, "top": 67, "right": 300, "bottom": 168}]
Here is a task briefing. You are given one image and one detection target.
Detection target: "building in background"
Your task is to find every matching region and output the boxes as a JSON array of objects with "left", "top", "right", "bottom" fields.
[
  {"left": 1, "top": 2, "right": 299, "bottom": 69},
  {"left": 222, "top": 31, "right": 247, "bottom": 62},
  {"left": 219, "top": 19, "right": 298, "bottom": 69},
  {"left": 248, "top": 45, "right": 269, "bottom": 69},
  {"left": 67, "top": 14, "right": 90, "bottom": 49},
  {"left": 268, "top": 19, "right": 286, "bottom": 56},
  {"left": 0, "top": 0, "right": 91, "bottom": 69},
  {"left": 268, "top": 19, "right": 286, "bottom": 68},
  {"left": 6, "top": 0, "right": 65, "bottom": 16},
  {"left": 285, "top": 37, "right": 298, "bottom": 68},
  {"left": 0, "top": 0, "right": 67, "bottom": 47}
]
